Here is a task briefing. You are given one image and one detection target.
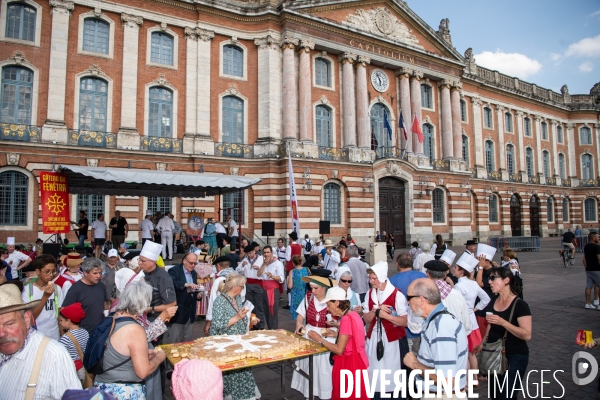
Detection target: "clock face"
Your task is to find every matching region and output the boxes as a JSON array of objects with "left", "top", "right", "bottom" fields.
[{"left": 371, "top": 69, "right": 389, "bottom": 93}]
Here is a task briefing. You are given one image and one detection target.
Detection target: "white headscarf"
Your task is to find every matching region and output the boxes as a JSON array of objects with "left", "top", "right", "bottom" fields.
[{"left": 413, "top": 253, "right": 435, "bottom": 272}]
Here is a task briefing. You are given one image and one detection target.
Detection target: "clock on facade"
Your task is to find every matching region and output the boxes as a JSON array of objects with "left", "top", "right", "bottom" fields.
[{"left": 371, "top": 69, "right": 389, "bottom": 93}]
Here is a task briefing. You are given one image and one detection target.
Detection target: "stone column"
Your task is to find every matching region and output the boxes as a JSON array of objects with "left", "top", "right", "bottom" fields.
[
  {"left": 516, "top": 111, "right": 525, "bottom": 173},
  {"left": 255, "top": 35, "right": 282, "bottom": 144},
  {"left": 595, "top": 124, "right": 600, "bottom": 179},
  {"left": 534, "top": 116, "right": 544, "bottom": 178},
  {"left": 183, "top": 27, "right": 198, "bottom": 136},
  {"left": 566, "top": 123, "right": 576, "bottom": 178},
  {"left": 355, "top": 55, "right": 371, "bottom": 149},
  {"left": 281, "top": 37, "right": 299, "bottom": 140},
  {"left": 196, "top": 29, "right": 214, "bottom": 138},
  {"left": 495, "top": 105, "right": 505, "bottom": 170},
  {"left": 118, "top": 14, "right": 143, "bottom": 141},
  {"left": 339, "top": 52, "right": 357, "bottom": 148},
  {"left": 450, "top": 82, "right": 462, "bottom": 160},
  {"left": 471, "top": 97, "right": 484, "bottom": 174},
  {"left": 298, "top": 40, "right": 314, "bottom": 142},
  {"left": 396, "top": 67, "right": 412, "bottom": 152},
  {"left": 439, "top": 80, "right": 453, "bottom": 159},
  {"left": 43, "top": 0, "right": 74, "bottom": 143},
  {"left": 410, "top": 71, "right": 423, "bottom": 154}
]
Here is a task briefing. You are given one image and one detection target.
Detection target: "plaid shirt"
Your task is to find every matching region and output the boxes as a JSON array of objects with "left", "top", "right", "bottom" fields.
[{"left": 434, "top": 279, "right": 452, "bottom": 300}]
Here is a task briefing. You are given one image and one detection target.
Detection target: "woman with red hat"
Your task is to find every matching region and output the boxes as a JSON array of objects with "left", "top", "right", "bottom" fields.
[
  {"left": 58, "top": 302, "right": 89, "bottom": 384},
  {"left": 55, "top": 253, "right": 85, "bottom": 296}
]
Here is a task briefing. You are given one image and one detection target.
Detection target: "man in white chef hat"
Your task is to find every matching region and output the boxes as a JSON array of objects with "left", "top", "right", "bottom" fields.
[
  {"left": 6, "top": 237, "right": 32, "bottom": 280},
  {"left": 138, "top": 241, "right": 176, "bottom": 324}
]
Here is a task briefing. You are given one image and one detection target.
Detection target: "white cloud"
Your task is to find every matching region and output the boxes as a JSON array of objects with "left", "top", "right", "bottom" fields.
[
  {"left": 565, "top": 34, "right": 600, "bottom": 57},
  {"left": 474, "top": 50, "right": 543, "bottom": 79},
  {"left": 590, "top": 9, "right": 600, "bottom": 18},
  {"left": 579, "top": 61, "right": 593, "bottom": 73},
  {"left": 550, "top": 53, "right": 562, "bottom": 62}
]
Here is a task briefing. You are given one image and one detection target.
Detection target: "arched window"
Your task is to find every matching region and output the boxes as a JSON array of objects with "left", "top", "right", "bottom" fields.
[
  {"left": 223, "top": 45, "right": 243, "bottom": 77},
  {"left": 483, "top": 107, "right": 493, "bottom": 129},
  {"left": 489, "top": 194, "right": 498, "bottom": 223},
  {"left": 222, "top": 96, "right": 244, "bottom": 144},
  {"left": 77, "top": 194, "right": 104, "bottom": 220},
  {"left": 148, "top": 87, "right": 173, "bottom": 137},
  {"left": 1, "top": 66, "right": 33, "bottom": 124},
  {"left": 323, "top": 183, "right": 341, "bottom": 224},
  {"left": 506, "top": 144, "right": 515, "bottom": 175},
  {"left": 585, "top": 198, "right": 597, "bottom": 222},
  {"left": 150, "top": 32, "right": 174, "bottom": 66},
  {"left": 485, "top": 140, "right": 494, "bottom": 172},
  {"left": 524, "top": 117, "right": 532, "bottom": 136},
  {"left": 462, "top": 135, "right": 468, "bottom": 164},
  {"left": 504, "top": 112, "right": 513, "bottom": 132},
  {"left": 370, "top": 103, "right": 390, "bottom": 148},
  {"left": 421, "top": 84, "right": 432, "bottom": 108},
  {"left": 547, "top": 197, "right": 554, "bottom": 222},
  {"left": 82, "top": 18, "right": 109, "bottom": 54},
  {"left": 558, "top": 154, "right": 566, "bottom": 179},
  {"left": 0, "top": 170, "right": 28, "bottom": 225},
  {"left": 562, "top": 198, "right": 569, "bottom": 222},
  {"left": 582, "top": 154, "right": 593, "bottom": 180},
  {"left": 526, "top": 148, "right": 534, "bottom": 177},
  {"left": 423, "top": 123, "right": 434, "bottom": 163},
  {"left": 557, "top": 125, "right": 563, "bottom": 143},
  {"left": 147, "top": 197, "right": 172, "bottom": 216},
  {"left": 315, "top": 105, "right": 331, "bottom": 148},
  {"left": 432, "top": 188, "right": 445, "bottom": 223},
  {"left": 314, "top": 57, "right": 331, "bottom": 87},
  {"left": 581, "top": 127, "right": 592, "bottom": 145},
  {"left": 79, "top": 78, "right": 108, "bottom": 132},
  {"left": 543, "top": 151, "right": 550, "bottom": 178},
  {"left": 541, "top": 121, "right": 548, "bottom": 140},
  {"left": 460, "top": 99, "right": 467, "bottom": 122},
  {"left": 6, "top": 3, "right": 36, "bottom": 42}
]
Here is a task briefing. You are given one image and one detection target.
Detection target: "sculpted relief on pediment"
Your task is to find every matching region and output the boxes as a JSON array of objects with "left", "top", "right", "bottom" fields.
[{"left": 342, "top": 7, "right": 423, "bottom": 49}]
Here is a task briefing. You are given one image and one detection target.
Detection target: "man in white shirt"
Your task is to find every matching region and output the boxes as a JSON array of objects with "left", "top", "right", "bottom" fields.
[
  {"left": 312, "top": 238, "right": 324, "bottom": 256},
  {"left": 5, "top": 237, "right": 31, "bottom": 280},
  {"left": 214, "top": 220, "right": 227, "bottom": 251},
  {"left": 275, "top": 238, "right": 287, "bottom": 263},
  {"left": 156, "top": 213, "right": 175, "bottom": 260},
  {"left": 257, "top": 246, "right": 284, "bottom": 329},
  {"left": 139, "top": 210, "right": 155, "bottom": 246},
  {"left": 301, "top": 234, "right": 313, "bottom": 261},
  {"left": 321, "top": 239, "right": 341, "bottom": 276},
  {"left": 238, "top": 245, "right": 264, "bottom": 281},
  {"left": 227, "top": 215, "right": 239, "bottom": 251},
  {"left": 90, "top": 214, "right": 107, "bottom": 258},
  {"left": 0, "top": 283, "right": 82, "bottom": 398}
]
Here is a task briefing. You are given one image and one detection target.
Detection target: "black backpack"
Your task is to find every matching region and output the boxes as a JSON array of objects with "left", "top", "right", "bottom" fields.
[
  {"left": 84, "top": 314, "right": 136, "bottom": 375},
  {"left": 304, "top": 240, "right": 313, "bottom": 252}
]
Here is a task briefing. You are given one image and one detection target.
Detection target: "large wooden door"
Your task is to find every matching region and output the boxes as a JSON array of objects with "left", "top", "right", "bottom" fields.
[
  {"left": 510, "top": 194, "right": 522, "bottom": 236},
  {"left": 530, "top": 195, "right": 540, "bottom": 236},
  {"left": 378, "top": 177, "right": 406, "bottom": 248}
]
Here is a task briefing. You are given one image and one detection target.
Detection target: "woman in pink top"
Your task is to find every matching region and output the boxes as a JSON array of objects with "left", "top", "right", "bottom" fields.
[{"left": 308, "top": 286, "right": 369, "bottom": 400}]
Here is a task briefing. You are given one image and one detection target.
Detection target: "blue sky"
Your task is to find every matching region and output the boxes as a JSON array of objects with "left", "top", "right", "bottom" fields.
[{"left": 408, "top": 0, "right": 600, "bottom": 95}]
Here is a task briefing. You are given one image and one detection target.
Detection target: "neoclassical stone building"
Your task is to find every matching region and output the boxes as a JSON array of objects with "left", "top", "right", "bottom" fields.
[{"left": 1, "top": 0, "right": 599, "bottom": 247}]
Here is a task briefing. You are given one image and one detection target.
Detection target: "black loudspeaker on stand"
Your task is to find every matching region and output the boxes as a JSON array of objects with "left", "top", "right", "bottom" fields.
[
  {"left": 42, "top": 243, "right": 61, "bottom": 259},
  {"left": 262, "top": 221, "right": 275, "bottom": 245},
  {"left": 319, "top": 220, "right": 330, "bottom": 235}
]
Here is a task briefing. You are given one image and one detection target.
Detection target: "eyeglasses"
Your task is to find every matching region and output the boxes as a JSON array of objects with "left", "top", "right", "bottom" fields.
[
  {"left": 488, "top": 276, "right": 501, "bottom": 281},
  {"left": 340, "top": 279, "right": 353, "bottom": 283},
  {"left": 40, "top": 269, "right": 57, "bottom": 275},
  {"left": 406, "top": 294, "right": 427, "bottom": 302}
]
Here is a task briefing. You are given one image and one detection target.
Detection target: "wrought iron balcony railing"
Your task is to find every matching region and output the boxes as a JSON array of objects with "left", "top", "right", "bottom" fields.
[
  {"left": 68, "top": 130, "right": 116, "bottom": 148},
  {"left": 141, "top": 136, "right": 182, "bottom": 153},
  {"left": 545, "top": 176, "right": 556, "bottom": 186},
  {"left": 215, "top": 142, "right": 253, "bottom": 158},
  {"left": 432, "top": 159, "right": 450, "bottom": 171},
  {"left": 374, "top": 147, "right": 408, "bottom": 160},
  {"left": 487, "top": 170, "right": 502, "bottom": 181},
  {"left": 509, "top": 173, "right": 522, "bottom": 182},
  {"left": 0, "top": 123, "right": 41, "bottom": 143},
  {"left": 319, "top": 146, "right": 349, "bottom": 161},
  {"left": 562, "top": 178, "right": 571, "bottom": 187},
  {"left": 579, "top": 179, "right": 599, "bottom": 187},
  {"left": 528, "top": 175, "right": 540, "bottom": 184}
]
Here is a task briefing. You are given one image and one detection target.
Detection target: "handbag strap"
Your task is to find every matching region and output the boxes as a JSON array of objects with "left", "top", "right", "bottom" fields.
[
  {"left": 66, "top": 331, "right": 84, "bottom": 362},
  {"left": 25, "top": 336, "right": 50, "bottom": 400},
  {"left": 220, "top": 293, "right": 240, "bottom": 314},
  {"left": 502, "top": 298, "right": 519, "bottom": 343}
]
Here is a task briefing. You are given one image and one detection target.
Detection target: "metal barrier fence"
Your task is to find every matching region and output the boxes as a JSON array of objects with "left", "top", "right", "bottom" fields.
[
  {"left": 558, "top": 236, "right": 587, "bottom": 252},
  {"left": 487, "top": 236, "right": 541, "bottom": 252}
]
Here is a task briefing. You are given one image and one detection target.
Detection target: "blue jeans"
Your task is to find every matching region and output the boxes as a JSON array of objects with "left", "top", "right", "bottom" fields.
[
  {"left": 492, "top": 353, "right": 529, "bottom": 399},
  {"left": 78, "top": 234, "right": 86, "bottom": 247}
]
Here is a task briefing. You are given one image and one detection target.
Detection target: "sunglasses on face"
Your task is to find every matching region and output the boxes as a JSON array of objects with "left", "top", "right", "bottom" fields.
[
  {"left": 340, "top": 278, "right": 352, "bottom": 283},
  {"left": 406, "top": 294, "right": 428, "bottom": 302},
  {"left": 488, "top": 276, "right": 501, "bottom": 281}
]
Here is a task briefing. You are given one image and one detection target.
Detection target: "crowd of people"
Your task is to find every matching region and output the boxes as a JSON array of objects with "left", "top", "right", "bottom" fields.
[{"left": 0, "top": 225, "right": 534, "bottom": 400}]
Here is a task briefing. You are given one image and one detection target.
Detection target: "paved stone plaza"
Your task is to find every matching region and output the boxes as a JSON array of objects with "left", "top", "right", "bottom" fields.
[{"left": 167, "top": 237, "right": 600, "bottom": 399}]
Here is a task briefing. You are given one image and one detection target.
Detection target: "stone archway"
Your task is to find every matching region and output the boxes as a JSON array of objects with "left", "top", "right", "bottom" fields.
[{"left": 378, "top": 176, "right": 406, "bottom": 248}]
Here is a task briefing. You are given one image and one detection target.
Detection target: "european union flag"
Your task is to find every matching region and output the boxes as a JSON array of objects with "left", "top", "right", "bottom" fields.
[{"left": 383, "top": 109, "right": 392, "bottom": 141}]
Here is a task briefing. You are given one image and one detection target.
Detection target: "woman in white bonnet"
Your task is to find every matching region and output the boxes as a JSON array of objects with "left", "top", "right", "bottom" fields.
[{"left": 413, "top": 242, "right": 434, "bottom": 272}]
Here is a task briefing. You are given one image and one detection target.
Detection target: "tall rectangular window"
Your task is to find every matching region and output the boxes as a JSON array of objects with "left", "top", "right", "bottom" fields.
[
  {"left": 526, "top": 148, "right": 534, "bottom": 177},
  {"left": 506, "top": 145, "right": 515, "bottom": 175},
  {"left": 83, "top": 19, "right": 109, "bottom": 54},
  {"left": 524, "top": 118, "right": 532, "bottom": 136},
  {"left": 147, "top": 197, "right": 172, "bottom": 215},
  {"left": 543, "top": 151, "right": 550, "bottom": 178},
  {"left": 557, "top": 125, "right": 563, "bottom": 143},
  {"left": 222, "top": 96, "right": 244, "bottom": 145},
  {"left": 460, "top": 100, "right": 467, "bottom": 122},
  {"left": 150, "top": 32, "right": 174, "bottom": 66},
  {"left": 316, "top": 105, "right": 332, "bottom": 148},
  {"left": 6, "top": 4, "right": 36, "bottom": 42},
  {"left": 324, "top": 183, "right": 341, "bottom": 224},
  {"left": 581, "top": 127, "right": 592, "bottom": 145},
  {"left": 148, "top": 87, "right": 172, "bottom": 137},
  {"left": 432, "top": 188, "right": 445, "bottom": 223},
  {"left": 1, "top": 66, "right": 33, "bottom": 124},
  {"left": 223, "top": 45, "right": 243, "bottom": 77},
  {"left": 558, "top": 154, "right": 566, "bottom": 179},
  {"left": 585, "top": 198, "right": 597, "bottom": 222},
  {"left": 79, "top": 78, "right": 108, "bottom": 132},
  {"left": 77, "top": 195, "right": 104, "bottom": 220},
  {"left": 0, "top": 171, "right": 28, "bottom": 225},
  {"left": 485, "top": 140, "right": 494, "bottom": 172},
  {"left": 423, "top": 124, "right": 434, "bottom": 163},
  {"left": 541, "top": 122, "right": 548, "bottom": 140},
  {"left": 483, "top": 107, "right": 492, "bottom": 129},
  {"left": 314, "top": 58, "right": 331, "bottom": 87},
  {"left": 582, "top": 154, "right": 593, "bottom": 180},
  {"left": 562, "top": 198, "right": 569, "bottom": 222},
  {"left": 547, "top": 198, "right": 554, "bottom": 222},
  {"left": 421, "top": 85, "right": 432, "bottom": 108},
  {"left": 462, "top": 135, "right": 468, "bottom": 165},
  {"left": 504, "top": 112, "right": 513, "bottom": 132},
  {"left": 489, "top": 194, "right": 498, "bottom": 223},
  {"left": 222, "top": 192, "right": 244, "bottom": 224}
]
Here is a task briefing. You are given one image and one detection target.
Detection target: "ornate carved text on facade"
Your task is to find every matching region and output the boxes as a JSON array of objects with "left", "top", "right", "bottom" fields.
[{"left": 349, "top": 40, "right": 415, "bottom": 64}]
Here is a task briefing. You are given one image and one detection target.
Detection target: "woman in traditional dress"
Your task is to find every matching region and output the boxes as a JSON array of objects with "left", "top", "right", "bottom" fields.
[
  {"left": 308, "top": 286, "right": 369, "bottom": 400},
  {"left": 292, "top": 275, "right": 337, "bottom": 399},
  {"left": 362, "top": 261, "right": 409, "bottom": 399},
  {"left": 203, "top": 218, "right": 218, "bottom": 257},
  {"left": 210, "top": 273, "right": 260, "bottom": 400},
  {"left": 334, "top": 266, "right": 362, "bottom": 313},
  {"left": 287, "top": 255, "right": 308, "bottom": 319}
]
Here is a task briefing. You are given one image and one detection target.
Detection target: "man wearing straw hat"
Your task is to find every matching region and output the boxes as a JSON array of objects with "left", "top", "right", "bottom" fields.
[
  {"left": 0, "top": 283, "right": 82, "bottom": 398},
  {"left": 5, "top": 236, "right": 31, "bottom": 280}
]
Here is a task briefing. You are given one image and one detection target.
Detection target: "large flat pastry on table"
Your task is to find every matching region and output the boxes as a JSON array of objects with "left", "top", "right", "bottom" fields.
[{"left": 161, "top": 329, "right": 324, "bottom": 368}]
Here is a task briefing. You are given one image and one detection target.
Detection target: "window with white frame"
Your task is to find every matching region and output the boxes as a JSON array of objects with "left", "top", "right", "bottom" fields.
[
  {"left": 222, "top": 95, "right": 244, "bottom": 144},
  {"left": 323, "top": 183, "right": 341, "bottom": 224},
  {"left": 506, "top": 144, "right": 515, "bottom": 175},
  {"left": 147, "top": 197, "right": 172, "bottom": 215},
  {"left": 223, "top": 44, "right": 243, "bottom": 77},
  {"left": 557, "top": 125, "right": 563, "bottom": 143},
  {"left": 0, "top": 170, "right": 28, "bottom": 225},
  {"left": 148, "top": 87, "right": 172, "bottom": 137},
  {"left": 504, "top": 112, "right": 513, "bottom": 132},
  {"left": 421, "top": 84, "right": 433, "bottom": 109},
  {"left": 558, "top": 153, "right": 566, "bottom": 179},
  {"left": 423, "top": 123, "right": 434, "bottom": 163},
  {"left": 547, "top": 197, "right": 554, "bottom": 222},
  {"left": 82, "top": 18, "right": 109, "bottom": 55},
  {"left": 483, "top": 107, "right": 493, "bottom": 129},
  {"left": 222, "top": 191, "right": 244, "bottom": 224},
  {"left": 585, "top": 198, "right": 597, "bottom": 222},
  {"left": 6, "top": 2, "right": 35, "bottom": 42},
  {"left": 79, "top": 77, "right": 107, "bottom": 132},
  {"left": 543, "top": 151, "right": 550, "bottom": 178},
  {"left": 460, "top": 99, "right": 467, "bottom": 122},
  {"left": 524, "top": 117, "right": 532, "bottom": 136},
  {"left": 314, "top": 57, "right": 331, "bottom": 87},
  {"left": 582, "top": 154, "right": 593, "bottom": 180},
  {"left": 432, "top": 188, "right": 445, "bottom": 223},
  {"left": 316, "top": 105, "right": 332, "bottom": 148},
  {"left": 526, "top": 148, "right": 534, "bottom": 177},
  {"left": 581, "top": 127, "right": 592, "bottom": 145},
  {"left": 485, "top": 140, "right": 494, "bottom": 172},
  {"left": 462, "top": 135, "right": 468, "bottom": 165},
  {"left": 77, "top": 194, "right": 104, "bottom": 220},
  {"left": 489, "top": 194, "right": 498, "bottom": 223},
  {"left": 150, "top": 32, "right": 174, "bottom": 66},
  {"left": 1, "top": 66, "right": 33, "bottom": 124},
  {"left": 371, "top": 103, "right": 391, "bottom": 149},
  {"left": 541, "top": 121, "right": 548, "bottom": 140},
  {"left": 562, "top": 198, "right": 569, "bottom": 222}
]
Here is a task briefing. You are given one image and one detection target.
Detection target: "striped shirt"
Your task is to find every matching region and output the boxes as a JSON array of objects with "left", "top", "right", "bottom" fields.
[
  {"left": 59, "top": 328, "right": 89, "bottom": 362},
  {"left": 416, "top": 303, "right": 468, "bottom": 393},
  {"left": 0, "top": 330, "right": 82, "bottom": 399}
]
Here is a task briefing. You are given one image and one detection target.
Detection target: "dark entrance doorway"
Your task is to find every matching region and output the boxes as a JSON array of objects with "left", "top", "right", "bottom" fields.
[
  {"left": 530, "top": 195, "right": 541, "bottom": 236},
  {"left": 510, "top": 194, "right": 522, "bottom": 236},
  {"left": 378, "top": 177, "right": 406, "bottom": 248}
]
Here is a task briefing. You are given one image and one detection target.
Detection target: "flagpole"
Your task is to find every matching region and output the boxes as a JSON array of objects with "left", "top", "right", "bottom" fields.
[{"left": 287, "top": 143, "right": 301, "bottom": 237}]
